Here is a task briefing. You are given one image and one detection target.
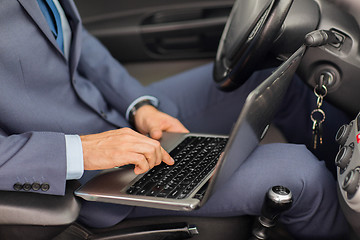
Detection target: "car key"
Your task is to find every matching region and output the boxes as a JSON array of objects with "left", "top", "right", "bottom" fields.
[
  {"left": 311, "top": 107, "right": 326, "bottom": 150},
  {"left": 310, "top": 84, "right": 327, "bottom": 149},
  {"left": 312, "top": 120, "right": 319, "bottom": 149}
]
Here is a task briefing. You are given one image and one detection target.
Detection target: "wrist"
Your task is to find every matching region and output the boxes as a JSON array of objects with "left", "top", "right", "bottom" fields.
[{"left": 128, "top": 99, "right": 156, "bottom": 126}]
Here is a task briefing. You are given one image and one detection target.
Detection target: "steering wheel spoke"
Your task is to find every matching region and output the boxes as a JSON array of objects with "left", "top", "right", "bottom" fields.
[{"left": 214, "top": 0, "right": 294, "bottom": 91}]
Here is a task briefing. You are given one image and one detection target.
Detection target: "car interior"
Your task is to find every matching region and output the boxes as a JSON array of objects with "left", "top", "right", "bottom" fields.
[{"left": 2, "top": 0, "right": 360, "bottom": 239}]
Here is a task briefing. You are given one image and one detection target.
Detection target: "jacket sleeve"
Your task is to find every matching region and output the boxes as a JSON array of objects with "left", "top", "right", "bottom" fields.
[
  {"left": 0, "top": 129, "right": 67, "bottom": 196},
  {"left": 76, "top": 28, "right": 153, "bottom": 117},
  {"left": 76, "top": 28, "right": 180, "bottom": 118}
]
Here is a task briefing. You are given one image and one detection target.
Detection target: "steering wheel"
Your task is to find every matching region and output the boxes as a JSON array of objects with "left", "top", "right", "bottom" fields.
[{"left": 213, "top": 0, "right": 294, "bottom": 91}]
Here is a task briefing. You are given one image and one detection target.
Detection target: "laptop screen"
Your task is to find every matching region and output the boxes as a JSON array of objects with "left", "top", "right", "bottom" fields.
[{"left": 206, "top": 45, "right": 306, "bottom": 198}]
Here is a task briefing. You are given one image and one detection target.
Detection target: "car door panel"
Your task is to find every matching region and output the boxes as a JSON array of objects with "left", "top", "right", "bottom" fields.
[
  {"left": 75, "top": 0, "right": 233, "bottom": 83},
  {"left": 75, "top": 0, "right": 233, "bottom": 62}
]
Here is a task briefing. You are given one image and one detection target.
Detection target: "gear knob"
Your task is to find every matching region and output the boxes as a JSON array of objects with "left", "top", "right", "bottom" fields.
[
  {"left": 261, "top": 186, "right": 293, "bottom": 226},
  {"left": 250, "top": 186, "right": 293, "bottom": 240}
]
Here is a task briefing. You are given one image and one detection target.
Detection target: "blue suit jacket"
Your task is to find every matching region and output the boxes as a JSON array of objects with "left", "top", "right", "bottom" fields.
[{"left": 0, "top": 0, "right": 178, "bottom": 195}]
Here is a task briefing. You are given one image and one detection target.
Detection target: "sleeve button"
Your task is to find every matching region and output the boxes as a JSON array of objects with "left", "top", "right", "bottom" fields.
[
  {"left": 13, "top": 182, "right": 23, "bottom": 191},
  {"left": 41, "top": 183, "right": 50, "bottom": 192},
  {"left": 32, "top": 182, "right": 41, "bottom": 191},
  {"left": 23, "top": 182, "right": 32, "bottom": 191}
]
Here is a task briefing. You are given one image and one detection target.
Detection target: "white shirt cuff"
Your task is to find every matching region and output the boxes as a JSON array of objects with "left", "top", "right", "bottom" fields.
[
  {"left": 65, "top": 135, "right": 84, "bottom": 180},
  {"left": 125, "top": 95, "right": 159, "bottom": 121}
]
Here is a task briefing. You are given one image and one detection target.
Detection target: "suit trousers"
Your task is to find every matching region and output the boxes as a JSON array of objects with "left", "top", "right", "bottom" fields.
[{"left": 78, "top": 63, "right": 351, "bottom": 239}]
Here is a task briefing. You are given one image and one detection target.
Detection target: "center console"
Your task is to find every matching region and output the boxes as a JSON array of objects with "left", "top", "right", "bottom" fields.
[{"left": 335, "top": 112, "right": 360, "bottom": 236}]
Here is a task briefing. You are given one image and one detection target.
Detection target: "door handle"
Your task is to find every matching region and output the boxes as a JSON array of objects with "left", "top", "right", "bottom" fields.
[{"left": 141, "top": 6, "right": 232, "bottom": 58}]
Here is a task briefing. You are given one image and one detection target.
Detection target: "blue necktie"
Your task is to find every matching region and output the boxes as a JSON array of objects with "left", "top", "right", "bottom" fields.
[{"left": 37, "top": 0, "right": 64, "bottom": 53}]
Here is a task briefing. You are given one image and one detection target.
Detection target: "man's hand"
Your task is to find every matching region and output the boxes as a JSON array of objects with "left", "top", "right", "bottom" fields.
[
  {"left": 134, "top": 105, "right": 189, "bottom": 140},
  {"left": 80, "top": 128, "right": 174, "bottom": 174}
]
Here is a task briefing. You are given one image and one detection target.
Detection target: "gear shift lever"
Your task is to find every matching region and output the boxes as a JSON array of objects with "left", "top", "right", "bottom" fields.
[{"left": 250, "top": 186, "right": 293, "bottom": 240}]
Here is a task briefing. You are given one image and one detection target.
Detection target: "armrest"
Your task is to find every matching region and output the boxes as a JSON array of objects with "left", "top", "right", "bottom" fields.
[{"left": 0, "top": 180, "right": 81, "bottom": 226}]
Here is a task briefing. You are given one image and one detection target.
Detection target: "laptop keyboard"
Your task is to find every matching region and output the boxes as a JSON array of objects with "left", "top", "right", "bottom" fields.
[{"left": 126, "top": 136, "right": 228, "bottom": 199}]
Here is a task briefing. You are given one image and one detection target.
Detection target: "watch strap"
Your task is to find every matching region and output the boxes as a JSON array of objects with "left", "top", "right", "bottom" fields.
[{"left": 128, "top": 99, "right": 155, "bottom": 126}]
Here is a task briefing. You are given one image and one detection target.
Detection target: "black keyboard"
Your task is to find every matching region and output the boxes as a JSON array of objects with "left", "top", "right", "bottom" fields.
[{"left": 126, "top": 136, "right": 228, "bottom": 199}]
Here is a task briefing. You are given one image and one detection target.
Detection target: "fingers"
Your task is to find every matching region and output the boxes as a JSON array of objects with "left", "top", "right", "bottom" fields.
[
  {"left": 133, "top": 106, "right": 189, "bottom": 139},
  {"left": 148, "top": 118, "right": 189, "bottom": 140},
  {"left": 126, "top": 153, "right": 150, "bottom": 175},
  {"left": 161, "top": 148, "right": 174, "bottom": 166},
  {"left": 164, "top": 118, "right": 189, "bottom": 133},
  {"left": 131, "top": 152, "right": 174, "bottom": 174},
  {"left": 81, "top": 128, "right": 174, "bottom": 174},
  {"left": 126, "top": 144, "right": 173, "bottom": 174},
  {"left": 122, "top": 129, "right": 174, "bottom": 169},
  {"left": 131, "top": 141, "right": 162, "bottom": 168},
  {"left": 149, "top": 128, "right": 163, "bottom": 140}
]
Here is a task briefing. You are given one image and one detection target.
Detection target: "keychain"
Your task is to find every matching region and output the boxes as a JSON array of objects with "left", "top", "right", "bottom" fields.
[{"left": 310, "top": 83, "right": 327, "bottom": 149}]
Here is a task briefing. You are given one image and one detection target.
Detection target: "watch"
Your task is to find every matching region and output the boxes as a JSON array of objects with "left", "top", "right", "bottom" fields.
[{"left": 128, "top": 99, "right": 155, "bottom": 126}]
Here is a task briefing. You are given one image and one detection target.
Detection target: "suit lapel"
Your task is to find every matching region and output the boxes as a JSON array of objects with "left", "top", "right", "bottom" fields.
[
  {"left": 59, "top": 0, "right": 82, "bottom": 77},
  {"left": 17, "top": 0, "right": 65, "bottom": 57},
  {"left": 17, "top": 0, "right": 82, "bottom": 78}
]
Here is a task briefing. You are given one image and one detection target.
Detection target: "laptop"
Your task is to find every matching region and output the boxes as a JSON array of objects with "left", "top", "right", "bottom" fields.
[{"left": 75, "top": 45, "right": 306, "bottom": 211}]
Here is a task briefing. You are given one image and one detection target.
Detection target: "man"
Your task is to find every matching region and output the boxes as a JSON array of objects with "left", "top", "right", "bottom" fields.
[{"left": 0, "top": 0, "right": 350, "bottom": 239}]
